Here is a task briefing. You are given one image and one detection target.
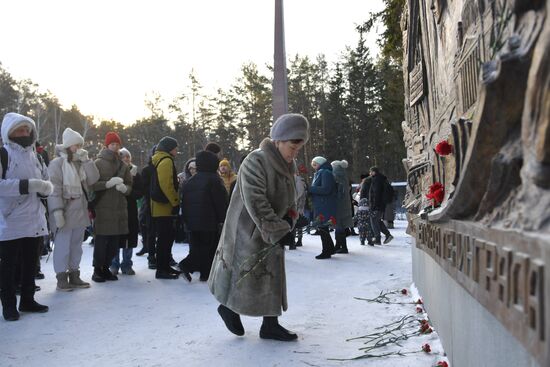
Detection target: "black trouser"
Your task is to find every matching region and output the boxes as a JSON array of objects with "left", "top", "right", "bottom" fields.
[
  {"left": 370, "top": 210, "right": 391, "bottom": 242},
  {"left": 140, "top": 201, "right": 157, "bottom": 257},
  {"left": 319, "top": 226, "right": 335, "bottom": 255},
  {"left": 0, "top": 237, "right": 40, "bottom": 310},
  {"left": 93, "top": 235, "right": 120, "bottom": 271},
  {"left": 180, "top": 231, "right": 219, "bottom": 278},
  {"left": 153, "top": 217, "right": 175, "bottom": 272}
]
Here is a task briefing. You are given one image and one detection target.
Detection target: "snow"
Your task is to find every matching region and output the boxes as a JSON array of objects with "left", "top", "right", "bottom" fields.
[{"left": 0, "top": 220, "right": 448, "bottom": 367}]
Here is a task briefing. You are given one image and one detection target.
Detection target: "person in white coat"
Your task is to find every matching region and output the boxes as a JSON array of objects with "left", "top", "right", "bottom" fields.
[
  {"left": 47, "top": 128, "right": 99, "bottom": 291},
  {"left": 0, "top": 113, "right": 53, "bottom": 321}
]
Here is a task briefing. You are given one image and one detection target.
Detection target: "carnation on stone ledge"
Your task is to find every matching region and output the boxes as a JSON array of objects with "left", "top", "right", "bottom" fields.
[{"left": 422, "top": 343, "right": 432, "bottom": 353}]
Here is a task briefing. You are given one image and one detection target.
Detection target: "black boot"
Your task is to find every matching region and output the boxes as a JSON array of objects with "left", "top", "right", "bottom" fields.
[
  {"left": 1, "top": 294, "right": 19, "bottom": 321},
  {"left": 102, "top": 267, "right": 118, "bottom": 281},
  {"left": 3, "top": 307, "right": 19, "bottom": 321},
  {"left": 92, "top": 267, "right": 106, "bottom": 283},
  {"left": 155, "top": 270, "right": 179, "bottom": 279},
  {"left": 217, "top": 304, "right": 244, "bottom": 336},
  {"left": 260, "top": 316, "right": 297, "bottom": 341},
  {"left": 295, "top": 238, "right": 303, "bottom": 247},
  {"left": 316, "top": 227, "right": 334, "bottom": 259},
  {"left": 335, "top": 232, "right": 348, "bottom": 254},
  {"left": 19, "top": 298, "right": 49, "bottom": 313}
]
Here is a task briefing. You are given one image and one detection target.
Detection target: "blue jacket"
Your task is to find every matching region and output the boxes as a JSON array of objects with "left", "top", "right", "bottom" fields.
[{"left": 309, "top": 162, "right": 337, "bottom": 221}]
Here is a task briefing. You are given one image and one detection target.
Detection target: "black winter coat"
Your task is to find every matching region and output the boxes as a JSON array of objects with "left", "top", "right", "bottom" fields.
[
  {"left": 122, "top": 169, "right": 144, "bottom": 248},
  {"left": 368, "top": 173, "right": 387, "bottom": 211},
  {"left": 181, "top": 151, "right": 228, "bottom": 232}
]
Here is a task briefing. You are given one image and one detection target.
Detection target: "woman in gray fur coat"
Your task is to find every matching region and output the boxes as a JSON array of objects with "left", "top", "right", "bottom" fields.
[{"left": 208, "top": 113, "right": 309, "bottom": 342}]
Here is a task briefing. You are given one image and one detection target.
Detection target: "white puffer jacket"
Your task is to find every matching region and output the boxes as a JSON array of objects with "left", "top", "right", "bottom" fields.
[{"left": 0, "top": 113, "right": 50, "bottom": 241}]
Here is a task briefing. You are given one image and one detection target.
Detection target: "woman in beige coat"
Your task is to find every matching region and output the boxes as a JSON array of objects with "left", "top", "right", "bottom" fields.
[
  {"left": 48, "top": 128, "right": 99, "bottom": 291},
  {"left": 209, "top": 113, "right": 309, "bottom": 342}
]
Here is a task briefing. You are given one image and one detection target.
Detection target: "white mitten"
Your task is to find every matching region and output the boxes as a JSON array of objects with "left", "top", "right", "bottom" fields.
[
  {"left": 28, "top": 179, "right": 54, "bottom": 196},
  {"left": 105, "top": 177, "right": 123, "bottom": 188},
  {"left": 115, "top": 183, "right": 127, "bottom": 194},
  {"left": 75, "top": 148, "right": 89, "bottom": 162},
  {"left": 54, "top": 210, "right": 65, "bottom": 228}
]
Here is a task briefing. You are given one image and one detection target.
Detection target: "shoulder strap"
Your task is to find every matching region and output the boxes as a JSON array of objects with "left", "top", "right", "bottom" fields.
[
  {"left": 0, "top": 147, "right": 8, "bottom": 180},
  {"left": 154, "top": 156, "right": 171, "bottom": 169}
]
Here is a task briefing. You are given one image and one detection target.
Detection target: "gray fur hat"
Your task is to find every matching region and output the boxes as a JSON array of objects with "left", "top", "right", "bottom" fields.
[{"left": 270, "top": 113, "right": 309, "bottom": 142}]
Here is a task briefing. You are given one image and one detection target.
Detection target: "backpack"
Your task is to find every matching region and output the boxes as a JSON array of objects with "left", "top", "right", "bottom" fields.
[
  {"left": 150, "top": 156, "right": 174, "bottom": 204},
  {"left": 0, "top": 146, "right": 45, "bottom": 180},
  {"left": 383, "top": 178, "right": 394, "bottom": 205}
]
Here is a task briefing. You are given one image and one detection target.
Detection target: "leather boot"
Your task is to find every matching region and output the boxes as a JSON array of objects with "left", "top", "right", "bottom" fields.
[
  {"left": 92, "top": 267, "right": 105, "bottom": 283},
  {"left": 335, "top": 232, "right": 349, "bottom": 254},
  {"left": 68, "top": 270, "right": 91, "bottom": 288},
  {"left": 56, "top": 272, "right": 74, "bottom": 292},
  {"left": 19, "top": 298, "right": 49, "bottom": 313},
  {"left": 1, "top": 294, "right": 19, "bottom": 321},
  {"left": 260, "top": 316, "right": 297, "bottom": 341},
  {"left": 217, "top": 304, "right": 244, "bottom": 336}
]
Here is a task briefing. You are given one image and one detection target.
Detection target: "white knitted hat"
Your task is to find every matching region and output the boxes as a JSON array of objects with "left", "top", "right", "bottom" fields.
[
  {"left": 312, "top": 156, "right": 327, "bottom": 165},
  {"left": 62, "top": 128, "right": 84, "bottom": 148},
  {"left": 119, "top": 147, "right": 132, "bottom": 160}
]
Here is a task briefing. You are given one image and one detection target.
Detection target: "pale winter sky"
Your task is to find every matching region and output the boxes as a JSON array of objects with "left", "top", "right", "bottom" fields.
[{"left": 0, "top": 0, "right": 384, "bottom": 125}]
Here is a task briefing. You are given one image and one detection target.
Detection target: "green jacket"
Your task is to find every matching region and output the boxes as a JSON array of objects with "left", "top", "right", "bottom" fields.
[
  {"left": 92, "top": 149, "right": 132, "bottom": 236},
  {"left": 151, "top": 151, "right": 179, "bottom": 217}
]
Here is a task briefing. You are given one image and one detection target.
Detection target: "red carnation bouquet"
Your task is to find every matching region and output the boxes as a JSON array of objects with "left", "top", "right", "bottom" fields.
[
  {"left": 426, "top": 182, "right": 445, "bottom": 207},
  {"left": 435, "top": 140, "right": 453, "bottom": 156}
]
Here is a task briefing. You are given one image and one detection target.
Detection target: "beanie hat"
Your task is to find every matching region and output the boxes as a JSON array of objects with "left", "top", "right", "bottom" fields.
[
  {"left": 331, "top": 160, "right": 349, "bottom": 169},
  {"left": 204, "top": 142, "right": 221, "bottom": 154},
  {"left": 219, "top": 158, "right": 231, "bottom": 168},
  {"left": 105, "top": 131, "right": 122, "bottom": 147},
  {"left": 312, "top": 156, "right": 327, "bottom": 166},
  {"left": 197, "top": 150, "right": 220, "bottom": 173},
  {"left": 157, "top": 136, "right": 178, "bottom": 153},
  {"left": 270, "top": 113, "right": 309, "bottom": 142},
  {"left": 119, "top": 147, "right": 132, "bottom": 160},
  {"left": 62, "top": 128, "right": 84, "bottom": 148}
]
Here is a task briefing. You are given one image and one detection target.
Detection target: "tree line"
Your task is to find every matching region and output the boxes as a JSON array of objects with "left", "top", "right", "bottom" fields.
[{"left": 0, "top": 16, "right": 406, "bottom": 182}]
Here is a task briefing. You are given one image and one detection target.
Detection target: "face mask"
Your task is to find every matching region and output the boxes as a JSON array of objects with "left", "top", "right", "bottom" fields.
[{"left": 11, "top": 136, "right": 34, "bottom": 147}]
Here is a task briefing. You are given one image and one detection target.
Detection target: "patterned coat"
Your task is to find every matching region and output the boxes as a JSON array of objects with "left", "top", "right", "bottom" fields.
[{"left": 209, "top": 138, "right": 296, "bottom": 317}]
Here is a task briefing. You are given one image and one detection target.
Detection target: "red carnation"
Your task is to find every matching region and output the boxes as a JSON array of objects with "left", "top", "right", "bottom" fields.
[
  {"left": 288, "top": 209, "right": 298, "bottom": 220},
  {"left": 420, "top": 319, "right": 429, "bottom": 325},
  {"left": 329, "top": 216, "right": 337, "bottom": 225},
  {"left": 420, "top": 322, "right": 432, "bottom": 334},
  {"left": 435, "top": 140, "right": 453, "bottom": 156},
  {"left": 401, "top": 288, "right": 408, "bottom": 295},
  {"left": 436, "top": 362, "right": 449, "bottom": 367},
  {"left": 422, "top": 343, "right": 431, "bottom": 353},
  {"left": 298, "top": 164, "right": 308, "bottom": 174},
  {"left": 416, "top": 306, "right": 423, "bottom": 313},
  {"left": 416, "top": 298, "right": 423, "bottom": 304},
  {"left": 318, "top": 214, "right": 325, "bottom": 222}
]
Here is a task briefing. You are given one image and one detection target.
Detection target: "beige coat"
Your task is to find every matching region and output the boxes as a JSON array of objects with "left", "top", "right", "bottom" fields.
[
  {"left": 208, "top": 138, "right": 297, "bottom": 317},
  {"left": 47, "top": 155, "right": 100, "bottom": 232},
  {"left": 92, "top": 148, "right": 132, "bottom": 236}
]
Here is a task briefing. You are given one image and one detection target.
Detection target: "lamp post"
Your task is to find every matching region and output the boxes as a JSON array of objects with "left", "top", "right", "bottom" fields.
[{"left": 273, "top": 0, "right": 288, "bottom": 122}]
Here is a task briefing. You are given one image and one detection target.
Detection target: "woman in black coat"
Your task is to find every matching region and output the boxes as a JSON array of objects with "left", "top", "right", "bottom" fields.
[
  {"left": 179, "top": 150, "right": 228, "bottom": 281},
  {"left": 110, "top": 148, "right": 144, "bottom": 275}
]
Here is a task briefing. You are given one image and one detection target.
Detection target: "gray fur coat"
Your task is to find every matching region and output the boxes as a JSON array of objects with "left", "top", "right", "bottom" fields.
[{"left": 208, "top": 138, "right": 296, "bottom": 317}]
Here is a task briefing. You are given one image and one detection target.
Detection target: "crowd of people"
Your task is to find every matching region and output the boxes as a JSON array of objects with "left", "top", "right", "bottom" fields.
[{"left": 0, "top": 112, "right": 396, "bottom": 341}]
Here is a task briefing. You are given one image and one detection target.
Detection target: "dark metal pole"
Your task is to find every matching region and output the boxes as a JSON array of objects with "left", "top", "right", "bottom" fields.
[{"left": 273, "top": 0, "right": 288, "bottom": 121}]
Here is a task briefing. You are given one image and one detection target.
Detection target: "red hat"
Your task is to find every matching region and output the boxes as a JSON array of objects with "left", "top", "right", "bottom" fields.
[{"left": 105, "top": 132, "right": 122, "bottom": 147}]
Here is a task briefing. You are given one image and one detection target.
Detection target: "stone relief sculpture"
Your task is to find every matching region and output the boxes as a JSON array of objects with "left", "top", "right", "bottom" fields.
[{"left": 401, "top": 0, "right": 549, "bottom": 364}]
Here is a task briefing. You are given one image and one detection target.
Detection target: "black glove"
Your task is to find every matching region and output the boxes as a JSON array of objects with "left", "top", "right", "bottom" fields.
[{"left": 277, "top": 231, "right": 294, "bottom": 248}]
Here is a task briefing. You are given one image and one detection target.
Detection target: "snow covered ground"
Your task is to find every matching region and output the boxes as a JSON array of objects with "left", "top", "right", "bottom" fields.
[{"left": 0, "top": 220, "right": 448, "bottom": 367}]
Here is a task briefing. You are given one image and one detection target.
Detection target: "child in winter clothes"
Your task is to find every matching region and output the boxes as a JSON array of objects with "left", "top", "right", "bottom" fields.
[
  {"left": 48, "top": 128, "right": 100, "bottom": 291},
  {"left": 0, "top": 113, "right": 53, "bottom": 321},
  {"left": 355, "top": 198, "right": 374, "bottom": 246}
]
